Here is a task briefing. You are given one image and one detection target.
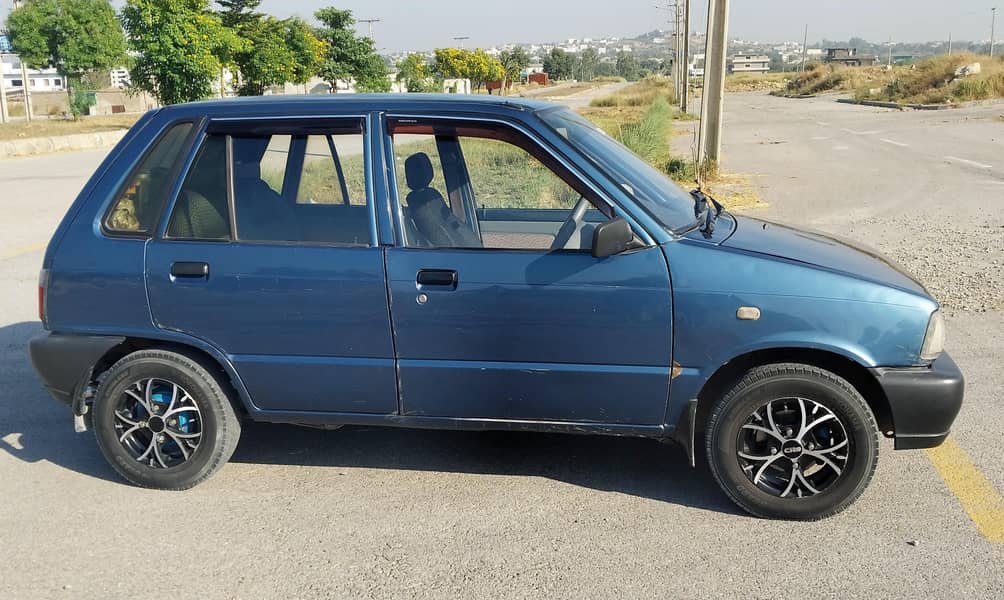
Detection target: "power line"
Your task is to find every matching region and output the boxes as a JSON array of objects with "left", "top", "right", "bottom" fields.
[
  {"left": 357, "top": 18, "right": 381, "bottom": 40},
  {"left": 452, "top": 36, "right": 470, "bottom": 49}
]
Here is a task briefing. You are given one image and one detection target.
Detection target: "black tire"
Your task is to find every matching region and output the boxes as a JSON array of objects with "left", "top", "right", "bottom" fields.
[
  {"left": 92, "top": 349, "right": 241, "bottom": 489},
  {"left": 706, "top": 363, "right": 879, "bottom": 520}
]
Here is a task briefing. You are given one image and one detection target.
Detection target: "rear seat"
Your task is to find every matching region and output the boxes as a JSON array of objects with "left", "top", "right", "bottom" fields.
[{"left": 292, "top": 204, "right": 372, "bottom": 245}]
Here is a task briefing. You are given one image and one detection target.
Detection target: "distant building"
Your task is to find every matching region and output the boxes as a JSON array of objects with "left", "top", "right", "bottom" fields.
[
  {"left": 109, "top": 67, "right": 131, "bottom": 89},
  {"left": 689, "top": 53, "right": 706, "bottom": 77},
  {"left": 728, "top": 54, "right": 770, "bottom": 74},
  {"left": 1, "top": 54, "right": 65, "bottom": 91},
  {"left": 824, "top": 48, "right": 878, "bottom": 67},
  {"left": 0, "top": 33, "right": 12, "bottom": 53}
]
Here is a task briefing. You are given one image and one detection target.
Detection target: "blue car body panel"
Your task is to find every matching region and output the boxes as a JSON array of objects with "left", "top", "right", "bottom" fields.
[{"left": 31, "top": 94, "right": 960, "bottom": 449}]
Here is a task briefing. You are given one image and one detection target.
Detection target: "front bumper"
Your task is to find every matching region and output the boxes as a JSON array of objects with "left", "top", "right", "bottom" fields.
[
  {"left": 29, "top": 333, "right": 125, "bottom": 408},
  {"left": 870, "top": 352, "right": 964, "bottom": 450}
]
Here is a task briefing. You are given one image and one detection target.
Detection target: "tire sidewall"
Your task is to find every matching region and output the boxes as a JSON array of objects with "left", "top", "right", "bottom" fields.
[
  {"left": 709, "top": 370, "right": 877, "bottom": 519},
  {"left": 93, "top": 354, "right": 227, "bottom": 489}
]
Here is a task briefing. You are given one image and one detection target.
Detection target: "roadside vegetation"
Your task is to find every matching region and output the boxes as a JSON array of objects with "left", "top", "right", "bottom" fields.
[
  {"left": 0, "top": 114, "right": 139, "bottom": 141},
  {"left": 775, "top": 54, "right": 1004, "bottom": 104},
  {"left": 723, "top": 72, "right": 789, "bottom": 92}
]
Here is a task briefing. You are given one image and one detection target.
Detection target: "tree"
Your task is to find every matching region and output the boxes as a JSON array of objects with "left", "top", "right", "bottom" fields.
[
  {"left": 216, "top": 0, "right": 261, "bottom": 27},
  {"left": 498, "top": 47, "right": 529, "bottom": 92},
  {"left": 230, "top": 16, "right": 325, "bottom": 96},
  {"left": 464, "top": 49, "right": 503, "bottom": 92},
  {"left": 7, "top": 0, "right": 126, "bottom": 118},
  {"left": 575, "top": 47, "right": 600, "bottom": 81},
  {"left": 543, "top": 48, "right": 575, "bottom": 80},
  {"left": 433, "top": 47, "right": 469, "bottom": 79},
  {"left": 616, "top": 51, "right": 642, "bottom": 81},
  {"left": 396, "top": 53, "right": 437, "bottom": 92},
  {"left": 314, "top": 7, "right": 389, "bottom": 93}
]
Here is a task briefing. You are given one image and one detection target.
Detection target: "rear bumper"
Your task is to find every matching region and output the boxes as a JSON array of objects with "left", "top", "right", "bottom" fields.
[
  {"left": 870, "top": 353, "right": 964, "bottom": 450},
  {"left": 28, "top": 332, "right": 124, "bottom": 408}
]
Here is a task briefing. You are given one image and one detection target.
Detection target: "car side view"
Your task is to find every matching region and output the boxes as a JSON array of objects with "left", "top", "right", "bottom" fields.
[{"left": 29, "top": 94, "right": 964, "bottom": 520}]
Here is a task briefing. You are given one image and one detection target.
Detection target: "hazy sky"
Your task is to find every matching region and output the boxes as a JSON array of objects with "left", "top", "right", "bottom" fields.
[
  {"left": 0, "top": 1, "right": 997, "bottom": 52},
  {"left": 256, "top": 0, "right": 998, "bottom": 52}
]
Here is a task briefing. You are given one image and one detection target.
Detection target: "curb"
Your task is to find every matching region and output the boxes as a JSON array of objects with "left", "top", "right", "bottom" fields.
[
  {"left": 835, "top": 98, "right": 957, "bottom": 111},
  {"left": 0, "top": 129, "right": 128, "bottom": 159}
]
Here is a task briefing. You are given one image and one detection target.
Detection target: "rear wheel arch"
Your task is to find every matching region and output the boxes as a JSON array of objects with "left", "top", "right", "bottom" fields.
[
  {"left": 694, "top": 348, "right": 893, "bottom": 439},
  {"left": 90, "top": 337, "right": 249, "bottom": 416}
]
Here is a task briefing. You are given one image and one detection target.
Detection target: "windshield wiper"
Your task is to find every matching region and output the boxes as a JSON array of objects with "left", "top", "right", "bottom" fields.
[{"left": 691, "top": 189, "right": 724, "bottom": 238}]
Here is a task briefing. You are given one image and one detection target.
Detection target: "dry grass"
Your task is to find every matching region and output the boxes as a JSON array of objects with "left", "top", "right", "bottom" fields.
[
  {"left": 0, "top": 114, "right": 140, "bottom": 141},
  {"left": 589, "top": 76, "right": 677, "bottom": 108},
  {"left": 725, "top": 72, "right": 790, "bottom": 92},
  {"left": 856, "top": 54, "right": 1004, "bottom": 104},
  {"left": 775, "top": 63, "right": 896, "bottom": 97}
]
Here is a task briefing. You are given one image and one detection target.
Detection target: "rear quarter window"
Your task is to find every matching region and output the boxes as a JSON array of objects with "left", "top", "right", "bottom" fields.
[{"left": 104, "top": 122, "right": 194, "bottom": 235}]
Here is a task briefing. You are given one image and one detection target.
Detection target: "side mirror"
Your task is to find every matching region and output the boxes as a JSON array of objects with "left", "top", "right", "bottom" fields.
[{"left": 591, "top": 217, "right": 634, "bottom": 258}]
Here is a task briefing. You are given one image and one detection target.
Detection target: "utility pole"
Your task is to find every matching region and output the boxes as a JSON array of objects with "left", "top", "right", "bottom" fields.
[
  {"left": 19, "top": 57, "right": 32, "bottom": 122},
  {"left": 680, "top": 0, "right": 690, "bottom": 113},
  {"left": 358, "top": 18, "right": 381, "bottom": 40},
  {"left": 887, "top": 37, "right": 893, "bottom": 67},
  {"left": 654, "top": 3, "right": 680, "bottom": 103},
  {"left": 991, "top": 7, "right": 997, "bottom": 58},
  {"left": 948, "top": 31, "right": 953, "bottom": 56},
  {"left": 697, "top": 0, "right": 729, "bottom": 167},
  {"left": 0, "top": 53, "right": 9, "bottom": 124},
  {"left": 800, "top": 24, "right": 808, "bottom": 72},
  {"left": 453, "top": 36, "right": 470, "bottom": 49}
]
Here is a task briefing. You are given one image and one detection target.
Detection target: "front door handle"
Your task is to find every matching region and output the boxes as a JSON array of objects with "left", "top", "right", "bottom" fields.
[
  {"left": 416, "top": 269, "right": 457, "bottom": 289},
  {"left": 170, "top": 261, "right": 209, "bottom": 279}
]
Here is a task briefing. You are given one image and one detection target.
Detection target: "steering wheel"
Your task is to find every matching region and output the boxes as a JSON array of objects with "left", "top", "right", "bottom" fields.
[{"left": 550, "top": 196, "right": 591, "bottom": 250}]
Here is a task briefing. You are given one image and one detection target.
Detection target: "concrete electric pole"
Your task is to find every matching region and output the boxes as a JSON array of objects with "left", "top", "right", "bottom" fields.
[
  {"left": 697, "top": 0, "right": 729, "bottom": 167},
  {"left": 991, "top": 7, "right": 998, "bottom": 58},
  {"left": 20, "top": 57, "right": 32, "bottom": 122},
  {"left": 680, "top": 0, "right": 690, "bottom": 113},
  {"left": 800, "top": 24, "right": 808, "bottom": 72},
  {"left": 358, "top": 18, "right": 381, "bottom": 40},
  {"left": 0, "top": 54, "right": 9, "bottom": 124}
]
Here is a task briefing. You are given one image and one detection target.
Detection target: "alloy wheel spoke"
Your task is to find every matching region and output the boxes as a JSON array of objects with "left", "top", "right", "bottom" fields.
[
  {"left": 125, "top": 388, "right": 153, "bottom": 415},
  {"left": 765, "top": 400, "right": 783, "bottom": 438},
  {"left": 753, "top": 454, "right": 784, "bottom": 484},
  {"left": 152, "top": 438, "right": 169, "bottom": 469},
  {"left": 779, "top": 465, "right": 799, "bottom": 497},
  {"left": 813, "top": 438, "right": 848, "bottom": 454},
  {"left": 118, "top": 425, "right": 142, "bottom": 443},
  {"left": 114, "top": 411, "right": 139, "bottom": 427},
  {"left": 803, "top": 450, "right": 843, "bottom": 476},
  {"left": 742, "top": 424, "right": 786, "bottom": 444},
  {"left": 738, "top": 450, "right": 774, "bottom": 461},
  {"left": 167, "top": 427, "right": 201, "bottom": 439},
  {"left": 799, "top": 413, "right": 837, "bottom": 440},
  {"left": 164, "top": 405, "right": 198, "bottom": 419},
  {"left": 136, "top": 436, "right": 156, "bottom": 463},
  {"left": 166, "top": 432, "right": 191, "bottom": 460},
  {"left": 796, "top": 470, "right": 821, "bottom": 495}
]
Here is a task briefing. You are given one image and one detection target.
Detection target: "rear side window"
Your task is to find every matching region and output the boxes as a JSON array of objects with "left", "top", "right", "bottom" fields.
[
  {"left": 105, "top": 122, "right": 194, "bottom": 234},
  {"left": 164, "top": 119, "right": 371, "bottom": 246}
]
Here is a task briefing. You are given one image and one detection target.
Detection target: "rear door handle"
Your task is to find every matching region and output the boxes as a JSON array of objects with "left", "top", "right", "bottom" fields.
[
  {"left": 170, "top": 261, "right": 209, "bottom": 279},
  {"left": 416, "top": 269, "right": 457, "bottom": 289}
]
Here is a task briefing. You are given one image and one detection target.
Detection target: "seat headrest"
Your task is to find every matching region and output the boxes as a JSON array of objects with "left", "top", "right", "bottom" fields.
[{"left": 404, "top": 153, "right": 434, "bottom": 190}]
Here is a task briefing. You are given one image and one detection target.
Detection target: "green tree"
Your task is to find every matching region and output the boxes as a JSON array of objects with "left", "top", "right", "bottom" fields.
[
  {"left": 230, "top": 16, "right": 325, "bottom": 96},
  {"left": 122, "top": 0, "right": 244, "bottom": 105},
  {"left": 616, "top": 51, "right": 642, "bottom": 81},
  {"left": 314, "top": 7, "right": 389, "bottom": 92},
  {"left": 216, "top": 0, "right": 261, "bottom": 27},
  {"left": 575, "top": 47, "right": 600, "bottom": 81},
  {"left": 543, "top": 48, "right": 575, "bottom": 80},
  {"left": 396, "top": 53, "right": 437, "bottom": 92},
  {"left": 433, "top": 47, "right": 469, "bottom": 79},
  {"left": 498, "top": 47, "right": 529, "bottom": 92},
  {"left": 7, "top": 0, "right": 126, "bottom": 118},
  {"left": 464, "top": 48, "right": 503, "bottom": 92}
]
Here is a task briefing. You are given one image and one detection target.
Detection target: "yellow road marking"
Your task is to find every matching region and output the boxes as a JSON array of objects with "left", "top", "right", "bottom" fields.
[
  {"left": 926, "top": 438, "right": 1004, "bottom": 544},
  {"left": 0, "top": 242, "right": 46, "bottom": 262}
]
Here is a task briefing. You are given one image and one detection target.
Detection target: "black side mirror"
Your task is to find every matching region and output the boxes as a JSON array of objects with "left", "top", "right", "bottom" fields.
[{"left": 591, "top": 217, "right": 634, "bottom": 258}]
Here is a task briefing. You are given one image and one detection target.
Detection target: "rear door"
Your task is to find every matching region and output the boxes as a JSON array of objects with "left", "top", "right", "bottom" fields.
[
  {"left": 383, "top": 116, "right": 673, "bottom": 425},
  {"left": 145, "top": 116, "right": 397, "bottom": 415}
]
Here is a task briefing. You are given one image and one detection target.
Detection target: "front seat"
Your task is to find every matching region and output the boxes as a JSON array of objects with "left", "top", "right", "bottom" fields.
[{"left": 404, "top": 153, "right": 481, "bottom": 248}]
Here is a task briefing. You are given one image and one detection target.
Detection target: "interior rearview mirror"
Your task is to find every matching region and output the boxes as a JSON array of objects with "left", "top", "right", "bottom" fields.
[{"left": 591, "top": 217, "right": 634, "bottom": 258}]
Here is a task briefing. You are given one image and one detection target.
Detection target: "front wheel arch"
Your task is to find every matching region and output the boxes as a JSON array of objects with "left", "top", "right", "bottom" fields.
[{"left": 693, "top": 348, "right": 894, "bottom": 442}]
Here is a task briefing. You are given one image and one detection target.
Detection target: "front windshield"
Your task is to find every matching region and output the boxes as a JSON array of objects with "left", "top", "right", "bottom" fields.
[{"left": 539, "top": 108, "right": 697, "bottom": 231}]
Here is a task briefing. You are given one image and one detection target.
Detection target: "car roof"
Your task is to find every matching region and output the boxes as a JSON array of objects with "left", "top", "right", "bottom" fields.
[{"left": 158, "top": 93, "right": 560, "bottom": 119}]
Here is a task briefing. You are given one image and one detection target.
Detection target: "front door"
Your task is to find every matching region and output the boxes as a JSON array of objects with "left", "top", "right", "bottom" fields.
[
  {"left": 383, "top": 116, "right": 673, "bottom": 425},
  {"left": 146, "top": 117, "right": 397, "bottom": 415}
]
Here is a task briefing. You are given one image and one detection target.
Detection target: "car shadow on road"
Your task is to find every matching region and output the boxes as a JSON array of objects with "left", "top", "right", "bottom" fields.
[{"left": 1, "top": 320, "right": 738, "bottom": 515}]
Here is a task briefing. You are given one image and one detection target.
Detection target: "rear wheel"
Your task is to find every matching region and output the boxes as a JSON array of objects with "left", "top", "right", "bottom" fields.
[
  {"left": 92, "top": 349, "right": 241, "bottom": 489},
  {"left": 706, "top": 363, "right": 879, "bottom": 520}
]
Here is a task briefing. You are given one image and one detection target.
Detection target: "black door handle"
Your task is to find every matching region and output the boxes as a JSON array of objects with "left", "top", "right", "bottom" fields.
[
  {"left": 170, "top": 261, "right": 209, "bottom": 279},
  {"left": 416, "top": 269, "right": 457, "bottom": 289}
]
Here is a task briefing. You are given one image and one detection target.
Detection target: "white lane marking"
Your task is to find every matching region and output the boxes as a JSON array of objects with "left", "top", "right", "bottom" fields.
[
  {"left": 811, "top": 136, "right": 831, "bottom": 140},
  {"left": 841, "top": 128, "right": 881, "bottom": 135},
  {"left": 945, "top": 155, "right": 993, "bottom": 169},
  {"left": 880, "top": 138, "right": 909, "bottom": 147},
  {"left": 816, "top": 121, "right": 830, "bottom": 126},
  {"left": 833, "top": 145, "right": 850, "bottom": 151}
]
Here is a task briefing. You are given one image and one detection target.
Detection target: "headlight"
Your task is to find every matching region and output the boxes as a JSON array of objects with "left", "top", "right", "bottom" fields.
[{"left": 919, "top": 310, "right": 946, "bottom": 361}]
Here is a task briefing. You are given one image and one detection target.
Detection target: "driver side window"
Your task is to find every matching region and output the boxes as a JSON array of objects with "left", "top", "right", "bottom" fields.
[{"left": 390, "top": 119, "right": 610, "bottom": 251}]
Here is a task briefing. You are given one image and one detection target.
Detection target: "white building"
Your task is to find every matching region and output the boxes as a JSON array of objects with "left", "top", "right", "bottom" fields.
[
  {"left": 1, "top": 54, "right": 65, "bottom": 92},
  {"left": 728, "top": 54, "right": 770, "bottom": 74},
  {"left": 109, "top": 67, "right": 131, "bottom": 89}
]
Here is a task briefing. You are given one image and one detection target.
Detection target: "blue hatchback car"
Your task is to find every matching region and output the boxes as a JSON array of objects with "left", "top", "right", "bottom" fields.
[{"left": 29, "top": 95, "right": 963, "bottom": 519}]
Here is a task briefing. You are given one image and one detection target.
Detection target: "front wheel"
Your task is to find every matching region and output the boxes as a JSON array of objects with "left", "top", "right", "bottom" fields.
[
  {"left": 92, "top": 349, "right": 241, "bottom": 489},
  {"left": 706, "top": 363, "right": 879, "bottom": 520}
]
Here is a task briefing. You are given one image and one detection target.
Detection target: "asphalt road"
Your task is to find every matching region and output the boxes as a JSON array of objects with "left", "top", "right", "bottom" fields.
[{"left": 1, "top": 95, "right": 1003, "bottom": 599}]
